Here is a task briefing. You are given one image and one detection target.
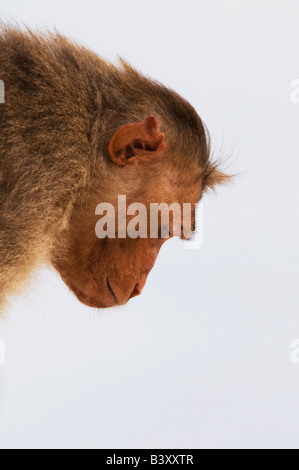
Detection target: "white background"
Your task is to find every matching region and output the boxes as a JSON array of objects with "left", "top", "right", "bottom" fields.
[{"left": 0, "top": 0, "right": 299, "bottom": 449}]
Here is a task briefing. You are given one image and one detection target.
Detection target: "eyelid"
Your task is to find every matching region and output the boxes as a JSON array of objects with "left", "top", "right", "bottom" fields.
[
  {"left": 158, "top": 226, "right": 195, "bottom": 240},
  {"left": 158, "top": 226, "right": 171, "bottom": 238},
  {"left": 180, "top": 225, "right": 195, "bottom": 241}
]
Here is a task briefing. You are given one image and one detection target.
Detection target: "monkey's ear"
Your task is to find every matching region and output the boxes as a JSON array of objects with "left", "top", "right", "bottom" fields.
[{"left": 108, "top": 116, "right": 167, "bottom": 167}]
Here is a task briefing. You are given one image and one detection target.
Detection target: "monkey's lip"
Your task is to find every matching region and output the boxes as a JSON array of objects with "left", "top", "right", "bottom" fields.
[
  {"left": 68, "top": 282, "right": 104, "bottom": 308},
  {"left": 107, "top": 277, "right": 118, "bottom": 304}
]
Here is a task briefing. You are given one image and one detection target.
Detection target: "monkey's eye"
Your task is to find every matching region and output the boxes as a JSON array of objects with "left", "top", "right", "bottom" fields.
[
  {"left": 180, "top": 225, "right": 196, "bottom": 241},
  {"left": 157, "top": 226, "right": 171, "bottom": 239}
]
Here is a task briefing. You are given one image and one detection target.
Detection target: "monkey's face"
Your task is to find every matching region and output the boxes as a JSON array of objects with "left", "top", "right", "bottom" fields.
[
  {"left": 51, "top": 116, "right": 202, "bottom": 308},
  {"left": 52, "top": 235, "right": 165, "bottom": 309},
  {"left": 51, "top": 177, "right": 200, "bottom": 309}
]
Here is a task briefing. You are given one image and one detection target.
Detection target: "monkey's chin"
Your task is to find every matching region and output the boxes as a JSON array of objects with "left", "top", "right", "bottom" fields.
[
  {"left": 64, "top": 279, "right": 115, "bottom": 309},
  {"left": 71, "top": 288, "right": 107, "bottom": 308},
  {"left": 70, "top": 286, "right": 106, "bottom": 308}
]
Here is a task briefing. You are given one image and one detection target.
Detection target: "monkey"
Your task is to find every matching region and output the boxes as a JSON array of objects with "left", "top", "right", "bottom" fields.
[{"left": 0, "top": 24, "right": 231, "bottom": 312}]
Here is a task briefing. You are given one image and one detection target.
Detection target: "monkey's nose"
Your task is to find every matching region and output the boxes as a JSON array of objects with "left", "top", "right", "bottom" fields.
[
  {"left": 129, "top": 284, "right": 141, "bottom": 299},
  {"left": 129, "top": 274, "right": 148, "bottom": 300}
]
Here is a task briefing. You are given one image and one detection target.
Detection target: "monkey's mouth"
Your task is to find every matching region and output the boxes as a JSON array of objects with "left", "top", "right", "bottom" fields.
[
  {"left": 69, "top": 283, "right": 103, "bottom": 308},
  {"left": 107, "top": 277, "right": 118, "bottom": 304},
  {"left": 64, "top": 277, "right": 118, "bottom": 309}
]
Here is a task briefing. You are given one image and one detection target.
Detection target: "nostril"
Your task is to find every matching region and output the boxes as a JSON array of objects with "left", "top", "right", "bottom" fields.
[{"left": 129, "top": 283, "right": 141, "bottom": 300}]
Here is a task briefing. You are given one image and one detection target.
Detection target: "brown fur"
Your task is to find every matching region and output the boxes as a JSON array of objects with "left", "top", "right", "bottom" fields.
[{"left": 0, "top": 24, "right": 230, "bottom": 311}]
